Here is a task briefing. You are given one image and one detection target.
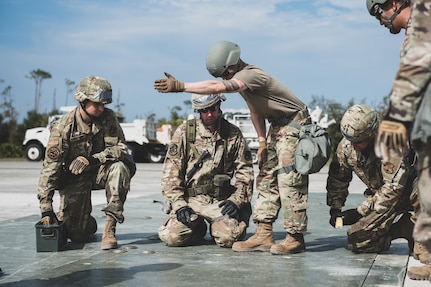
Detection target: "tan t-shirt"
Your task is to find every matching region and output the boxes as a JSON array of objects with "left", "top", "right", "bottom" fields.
[{"left": 234, "top": 65, "right": 306, "bottom": 119}]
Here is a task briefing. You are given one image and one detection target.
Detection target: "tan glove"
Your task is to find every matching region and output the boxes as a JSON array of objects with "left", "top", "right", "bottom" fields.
[
  {"left": 257, "top": 141, "right": 268, "bottom": 169},
  {"left": 154, "top": 72, "right": 185, "bottom": 93},
  {"left": 375, "top": 120, "right": 408, "bottom": 161},
  {"left": 69, "top": 156, "right": 99, "bottom": 175}
]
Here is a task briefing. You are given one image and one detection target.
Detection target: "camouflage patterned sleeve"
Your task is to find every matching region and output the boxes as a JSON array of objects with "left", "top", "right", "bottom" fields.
[
  {"left": 228, "top": 128, "right": 254, "bottom": 208},
  {"left": 326, "top": 140, "right": 353, "bottom": 209},
  {"left": 160, "top": 124, "right": 188, "bottom": 212},
  {"left": 92, "top": 109, "right": 128, "bottom": 163},
  {"left": 37, "top": 121, "right": 69, "bottom": 213},
  {"left": 388, "top": 0, "right": 431, "bottom": 122},
  {"left": 359, "top": 152, "right": 407, "bottom": 215}
]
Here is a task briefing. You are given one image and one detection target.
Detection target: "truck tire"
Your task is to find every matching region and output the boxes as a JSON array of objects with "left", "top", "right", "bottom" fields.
[
  {"left": 148, "top": 153, "right": 164, "bottom": 163},
  {"left": 127, "top": 143, "right": 145, "bottom": 163},
  {"left": 251, "top": 149, "right": 258, "bottom": 165},
  {"left": 25, "top": 143, "right": 44, "bottom": 161}
]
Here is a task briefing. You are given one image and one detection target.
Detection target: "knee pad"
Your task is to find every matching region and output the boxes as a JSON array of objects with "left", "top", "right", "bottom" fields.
[
  {"left": 211, "top": 218, "right": 246, "bottom": 247},
  {"left": 158, "top": 216, "right": 206, "bottom": 247}
]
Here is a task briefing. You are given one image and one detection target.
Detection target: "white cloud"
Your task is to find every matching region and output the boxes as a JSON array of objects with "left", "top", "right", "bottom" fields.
[{"left": 0, "top": 0, "right": 404, "bottom": 123}]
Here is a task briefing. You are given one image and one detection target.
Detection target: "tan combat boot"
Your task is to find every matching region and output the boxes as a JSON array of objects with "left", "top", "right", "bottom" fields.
[
  {"left": 101, "top": 215, "right": 118, "bottom": 250},
  {"left": 231, "top": 223, "right": 275, "bottom": 252},
  {"left": 413, "top": 241, "right": 431, "bottom": 264},
  {"left": 390, "top": 212, "right": 414, "bottom": 252},
  {"left": 270, "top": 232, "right": 305, "bottom": 255},
  {"left": 407, "top": 264, "right": 431, "bottom": 281}
]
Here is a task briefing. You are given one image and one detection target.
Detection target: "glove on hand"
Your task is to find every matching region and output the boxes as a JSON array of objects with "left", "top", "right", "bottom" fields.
[
  {"left": 257, "top": 141, "right": 268, "bottom": 169},
  {"left": 375, "top": 120, "right": 408, "bottom": 161},
  {"left": 41, "top": 211, "right": 59, "bottom": 225},
  {"left": 341, "top": 209, "right": 362, "bottom": 225},
  {"left": 154, "top": 72, "right": 185, "bottom": 93},
  {"left": 219, "top": 200, "right": 239, "bottom": 219},
  {"left": 329, "top": 208, "right": 342, "bottom": 228},
  {"left": 175, "top": 206, "right": 195, "bottom": 225},
  {"left": 69, "top": 156, "right": 99, "bottom": 175}
]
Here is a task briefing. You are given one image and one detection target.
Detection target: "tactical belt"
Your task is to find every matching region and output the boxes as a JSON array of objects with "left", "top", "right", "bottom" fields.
[
  {"left": 268, "top": 107, "right": 308, "bottom": 127},
  {"left": 187, "top": 184, "right": 214, "bottom": 197},
  {"left": 187, "top": 184, "right": 233, "bottom": 200}
]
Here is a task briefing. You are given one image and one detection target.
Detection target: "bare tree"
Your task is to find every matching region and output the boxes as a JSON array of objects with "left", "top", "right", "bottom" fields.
[
  {"left": 65, "top": 78, "right": 75, "bottom": 106},
  {"left": 26, "top": 69, "right": 52, "bottom": 113},
  {"left": 0, "top": 79, "right": 18, "bottom": 122}
]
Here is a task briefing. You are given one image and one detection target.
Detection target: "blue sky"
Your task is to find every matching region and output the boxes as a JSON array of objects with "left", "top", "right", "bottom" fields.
[{"left": 0, "top": 0, "right": 404, "bottom": 123}]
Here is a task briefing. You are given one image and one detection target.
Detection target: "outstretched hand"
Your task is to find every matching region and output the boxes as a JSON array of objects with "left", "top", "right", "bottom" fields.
[{"left": 154, "top": 72, "right": 185, "bottom": 93}]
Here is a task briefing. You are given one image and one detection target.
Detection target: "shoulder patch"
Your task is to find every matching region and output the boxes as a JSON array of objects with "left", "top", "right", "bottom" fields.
[
  {"left": 383, "top": 162, "right": 395, "bottom": 174},
  {"left": 46, "top": 147, "right": 61, "bottom": 161},
  {"left": 168, "top": 143, "right": 179, "bottom": 156}
]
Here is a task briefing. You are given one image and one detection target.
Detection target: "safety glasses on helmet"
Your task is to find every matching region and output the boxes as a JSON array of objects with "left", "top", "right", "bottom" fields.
[{"left": 373, "top": 5, "right": 389, "bottom": 20}]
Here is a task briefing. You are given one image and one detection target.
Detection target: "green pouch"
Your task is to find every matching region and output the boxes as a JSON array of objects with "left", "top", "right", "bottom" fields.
[{"left": 213, "top": 174, "right": 234, "bottom": 199}]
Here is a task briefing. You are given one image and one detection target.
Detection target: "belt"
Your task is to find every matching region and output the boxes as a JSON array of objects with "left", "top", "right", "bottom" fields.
[
  {"left": 187, "top": 183, "right": 214, "bottom": 197},
  {"left": 268, "top": 107, "right": 309, "bottom": 127}
]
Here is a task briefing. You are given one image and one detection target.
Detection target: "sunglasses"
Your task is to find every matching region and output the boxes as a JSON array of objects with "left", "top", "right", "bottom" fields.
[
  {"left": 373, "top": 5, "right": 389, "bottom": 21},
  {"left": 198, "top": 105, "right": 218, "bottom": 113}
]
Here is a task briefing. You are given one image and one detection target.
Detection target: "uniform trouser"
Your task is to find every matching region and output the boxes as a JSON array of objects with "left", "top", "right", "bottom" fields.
[
  {"left": 57, "top": 161, "right": 131, "bottom": 243},
  {"left": 413, "top": 139, "right": 431, "bottom": 249},
  {"left": 347, "top": 207, "right": 400, "bottom": 253},
  {"left": 158, "top": 195, "right": 251, "bottom": 247},
  {"left": 347, "top": 175, "right": 419, "bottom": 253},
  {"left": 253, "top": 123, "right": 309, "bottom": 234}
]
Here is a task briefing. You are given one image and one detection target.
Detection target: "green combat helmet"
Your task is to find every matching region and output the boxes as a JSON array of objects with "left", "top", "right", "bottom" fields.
[
  {"left": 366, "top": 0, "right": 388, "bottom": 15},
  {"left": 191, "top": 93, "right": 226, "bottom": 112},
  {"left": 206, "top": 41, "right": 241, "bottom": 78},
  {"left": 340, "top": 104, "right": 380, "bottom": 142},
  {"left": 74, "top": 76, "right": 113, "bottom": 104}
]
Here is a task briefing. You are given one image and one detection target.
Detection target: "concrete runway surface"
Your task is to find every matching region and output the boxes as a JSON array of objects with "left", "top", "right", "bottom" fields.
[{"left": 0, "top": 160, "right": 427, "bottom": 286}]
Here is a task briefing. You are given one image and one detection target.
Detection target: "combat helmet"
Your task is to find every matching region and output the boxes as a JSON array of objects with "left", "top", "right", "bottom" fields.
[
  {"left": 340, "top": 104, "right": 380, "bottom": 142},
  {"left": 74, "top": 76, "right": 113, "bottom": 104},
  {"left": 206, "top": 41, "right": 241, "bottom": 78},
  {"left": 366, "top": 0, "right": 388, "bottom": 15},
  {"left": 191, "top": 93, "right": 226, "bottom": 112}
]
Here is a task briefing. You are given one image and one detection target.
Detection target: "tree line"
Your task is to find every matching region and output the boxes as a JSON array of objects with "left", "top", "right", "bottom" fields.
[{"left": 0, "top": 69, "right": 388, "bottom": 159}]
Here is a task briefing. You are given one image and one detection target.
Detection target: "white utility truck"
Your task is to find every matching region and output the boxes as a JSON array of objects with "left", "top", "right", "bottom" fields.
[{"left": 22, "top": 107, "right": 167, "bottom": 163}]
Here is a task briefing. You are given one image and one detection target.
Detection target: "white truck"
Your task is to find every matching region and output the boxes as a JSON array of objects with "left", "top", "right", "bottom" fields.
[
  {"left": 223, "top": 107, "right": 335, "bottom": 165},
  {"left": 22, "top": 108, "right": 167, "bottom": 163},
  {"left": 223, "top": 109, "right": 265, "bottom": 164}
]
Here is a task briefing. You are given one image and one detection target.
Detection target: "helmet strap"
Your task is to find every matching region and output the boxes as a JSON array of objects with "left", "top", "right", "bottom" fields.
[
  {"left": 386, "top": 0, "right": 409, "bottom": 32},
  {"left": 80, "top": 101, "right": 96, "bottom": 123}
]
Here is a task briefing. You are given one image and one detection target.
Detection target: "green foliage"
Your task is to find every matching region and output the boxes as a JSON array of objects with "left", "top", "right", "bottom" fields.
[
  {"left": 22, "top": 110, "right": 49, "bottom": 129},
  {"left": 0, "top": 143, "right": 22, "bottom": 158}
]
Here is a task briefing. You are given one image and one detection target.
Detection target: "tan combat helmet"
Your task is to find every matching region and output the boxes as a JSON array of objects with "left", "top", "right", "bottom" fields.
[
  {"left": 340, "top": 104, "right": 380, "bottom": 142},
  {"left": 191, "top": 93, "right": 226, "bottom": 112},
  {"left": 74, "top": 76, "right": 113, "bottom": 104}
]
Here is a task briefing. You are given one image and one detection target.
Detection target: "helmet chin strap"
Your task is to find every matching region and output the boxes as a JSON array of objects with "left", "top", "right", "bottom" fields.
[
  {"left": 383, "top": 0, "right": 409, "bottom": 33},
  {"left": 80, "top": 102, "right": 97, "bottom": 122}
]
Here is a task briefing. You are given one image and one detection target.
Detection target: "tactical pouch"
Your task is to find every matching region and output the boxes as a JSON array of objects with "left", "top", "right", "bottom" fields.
[{"left": 213, "top": 174, "right": 235, "bottom": 200}]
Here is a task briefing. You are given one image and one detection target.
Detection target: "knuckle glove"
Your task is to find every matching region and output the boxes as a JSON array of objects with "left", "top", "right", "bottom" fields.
[
  {"left": 219, "top": 200, "right": 239, "bottom": 219},
  {"left": 341, "top": 209, "right": 362, "bottom": 225},
  {"left": 176, "top": 206, "right": 194, "bottom": 224}
]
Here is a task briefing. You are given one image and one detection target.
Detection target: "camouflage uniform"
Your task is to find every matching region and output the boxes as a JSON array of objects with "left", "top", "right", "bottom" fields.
[
  {"left": 384, "top": 0, "right": 431, "bottom": 249},
  {"left": 37, "top": 106, "right": 132, "bottom": 243},
  {"left": 327, "top": 137, "right": 417, "bottom": 253},
  {"left": 235, "top": 65, "right": 311, "bottom": 234},
  {"left": 158, "top": 116, "right": 254, "bottom": 247}
]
